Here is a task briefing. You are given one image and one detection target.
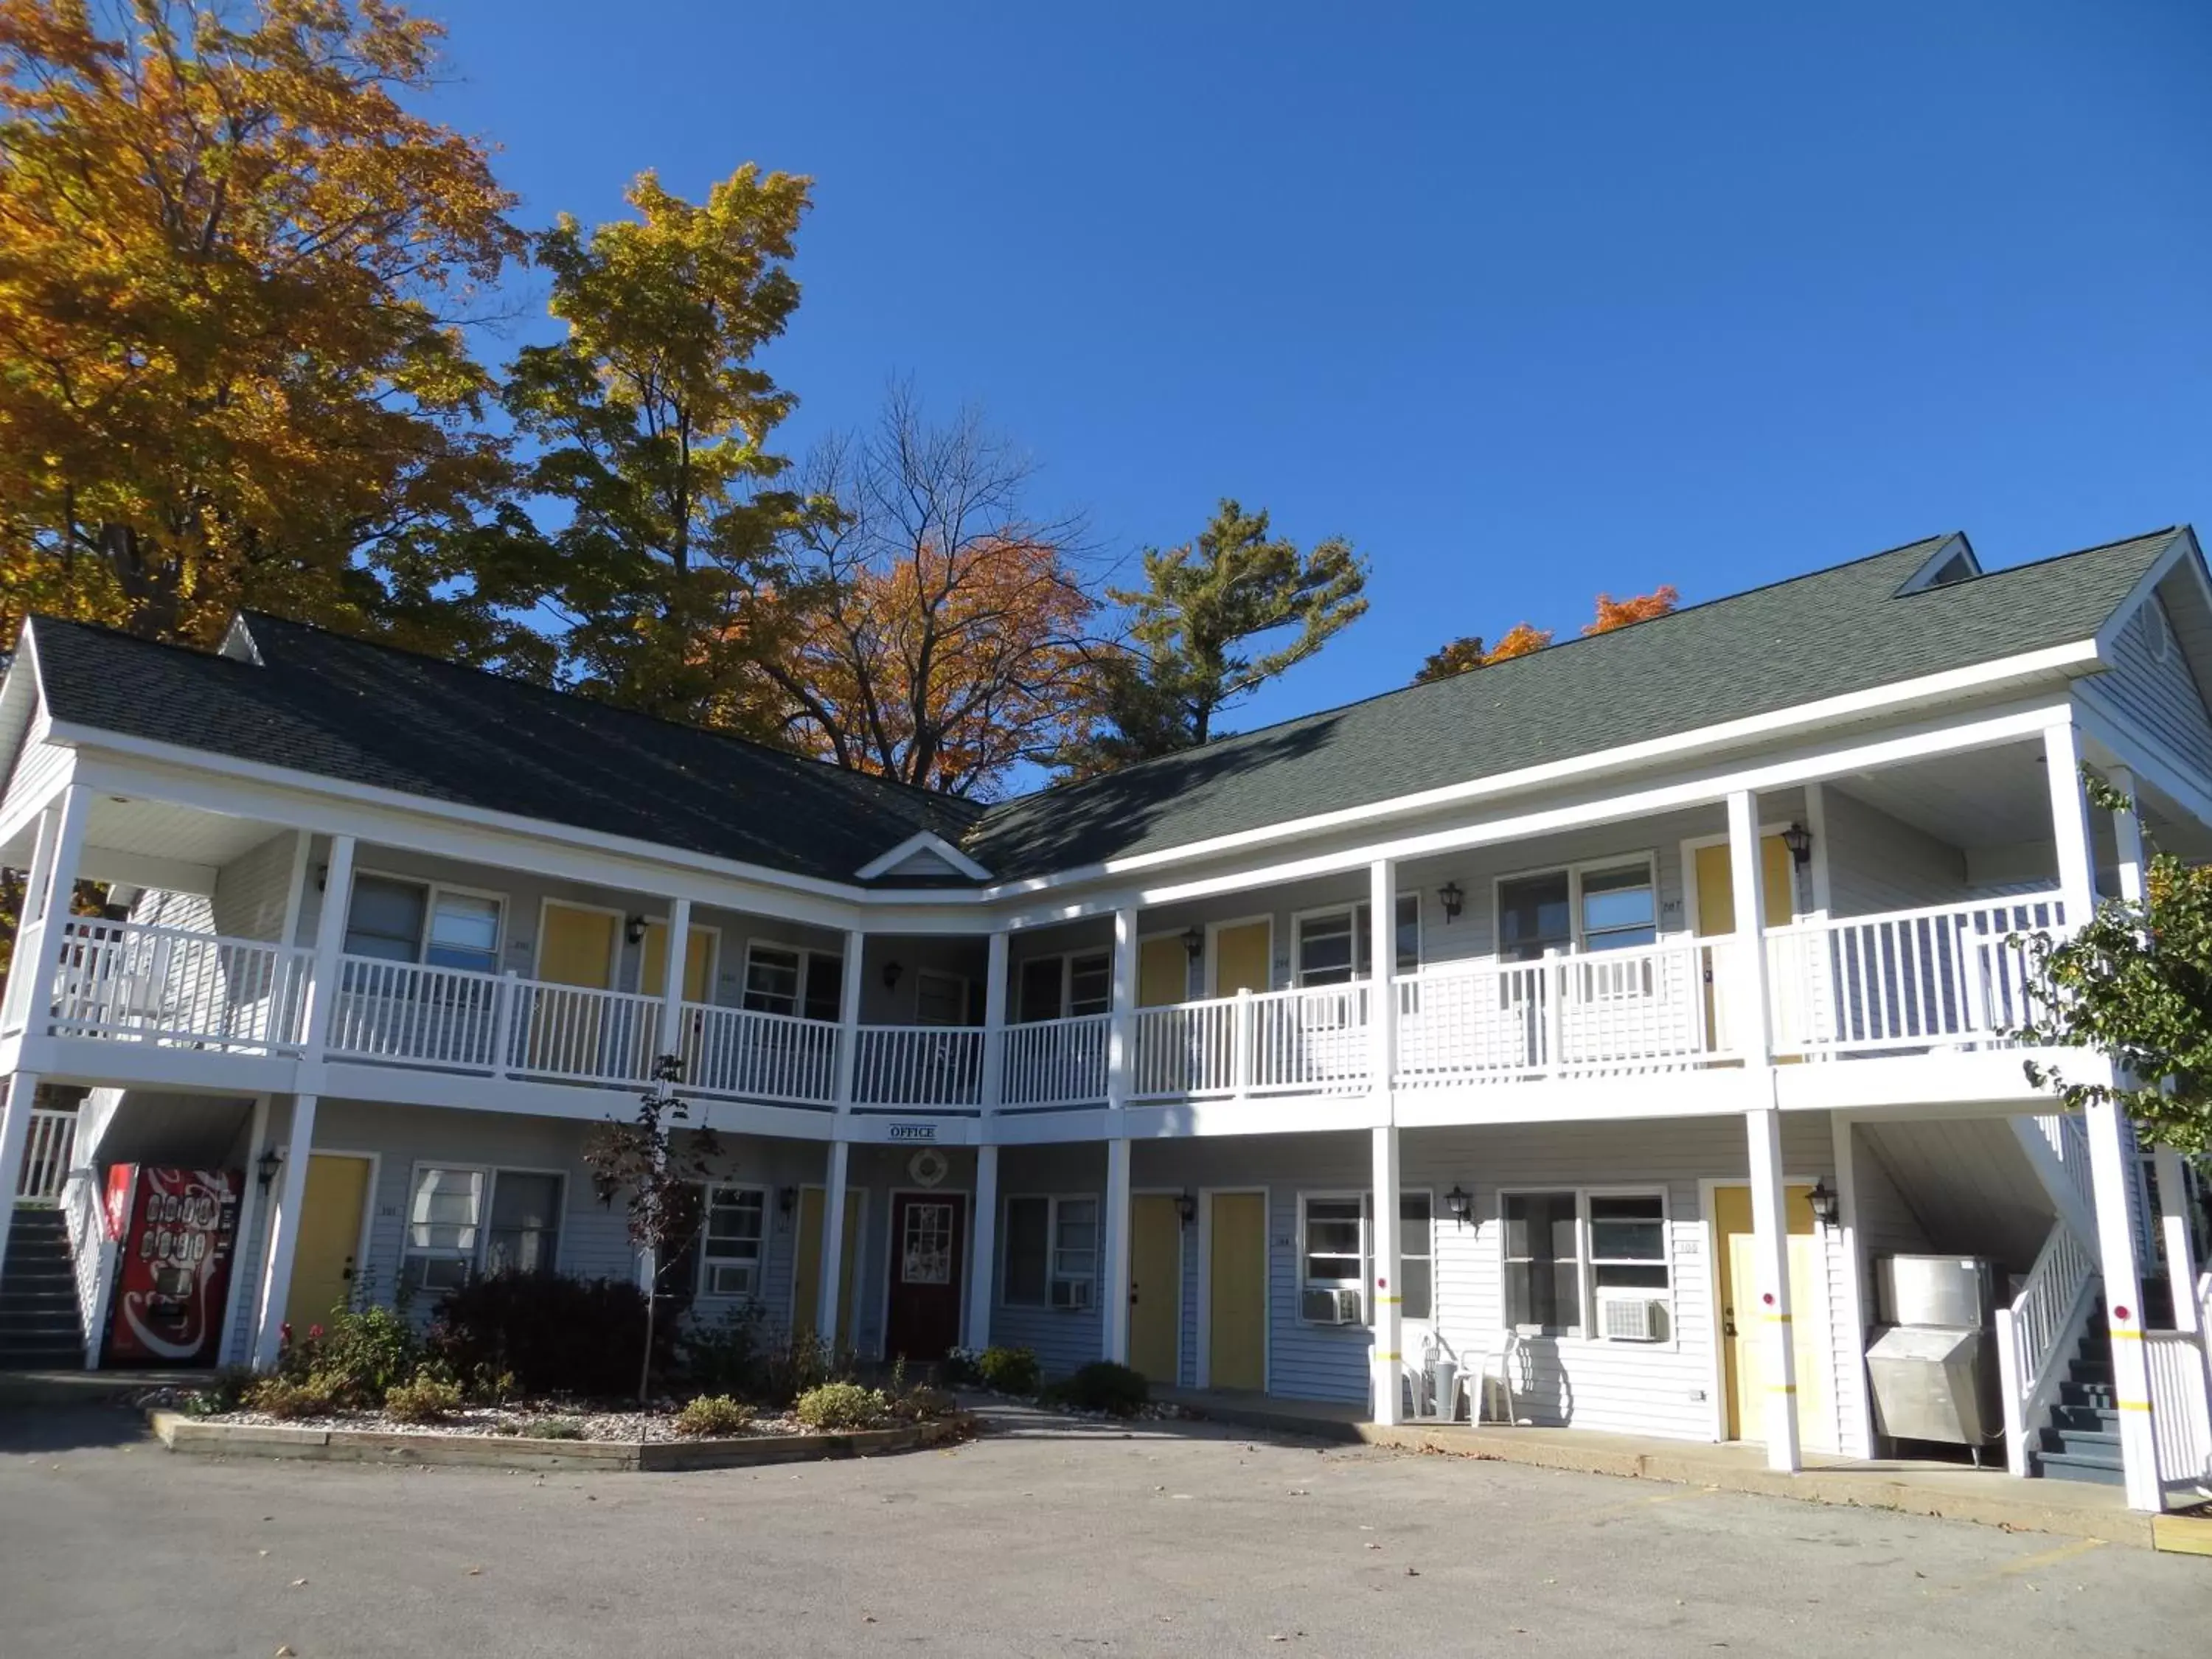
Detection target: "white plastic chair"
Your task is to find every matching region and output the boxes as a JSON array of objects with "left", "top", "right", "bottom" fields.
[{"left": 1472, "top": 1331, "right": 1528, "bottom": 1426}]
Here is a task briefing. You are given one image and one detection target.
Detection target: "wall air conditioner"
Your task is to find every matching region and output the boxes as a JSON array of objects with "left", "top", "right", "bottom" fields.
[
  {"left": 1598, "top": 1293, "right": 1668, "bottom": 1343},
  {"left": 1051, "top": 1277, "right": 1093, "bottom": 1310},
  {"left": 1301, "top": 1287, "right": 1365, "bottom": 1326}
]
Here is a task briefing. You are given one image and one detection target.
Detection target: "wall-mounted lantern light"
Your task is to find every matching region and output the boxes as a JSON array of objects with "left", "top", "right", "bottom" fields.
[
  {"left": 1807, "top": 1178, "right": 1841, "bottom": 1228},
  {"left": 778, "top": 1186, "right": 798, "bottom": 1217},
  {"left": 1444, "top": 1184, "right": 1472, "bottom": 1228},
  {"left": 1438, "top": 882, "right": 1465, "bottom": 922},
  {"left": 1175, "top": 1191, "right": 1197, "bottom": 1226},
  {"left": 625, "top": 914, "right": 648, "bottom": 945},
  {"left": 882, "top": 960, "right": 903, "bottom": 990},
  {"left": 1781, "top": 822, "right": 1814, "bottom": 869},
  {"left": 1180, "top": 927, "right": 1205, "bottom": 961},
  {"left": 255, "top": 1146, "right": 283, "bottom": 1194}
]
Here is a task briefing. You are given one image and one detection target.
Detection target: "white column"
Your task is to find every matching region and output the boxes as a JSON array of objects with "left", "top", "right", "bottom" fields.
[
  {"left": 1105, "top": 907, "right": 1137, "bottom": 1122},
  {"left": 1725, "top": 789, "right": 1775, "bottom": 1068},
  {"left": 1370, "top": 1122, "right": 1403, "bottom": 1425},
  {"left": 253, "top": 1093, "right": 319, "bottom": 1366},
  {"left": 979, "top": 931, "right": 1009, "bottom": 1116},
  {"left": 2108, "top": 766, "right": 2146, "bottom": 904},
  {"left": 816, "top": 1137, "right": 850, "bottom": 1340},
  {"left": 1102, "top": 1135, "right": 1133, "bottom": 1364},
  {"left": 4, "top": 786, "right": 89, "bottom": 1036},
  {"left": 1803, "top": 781, "right": 1834, "bottom": 920},
  {"left": 967, "top": 1143, "right": 999, "bottom": 1351},
  {"left": 2086, "top": 1097, "right": 2163, "bottom": 1510},
  {"left": 1829, "top": 1113, "right": 1876, "bottom": 1458},
  {"left": 832, "top": 930, "right": 865, "bottom": 1110},
  {"left": 0, "top": 1070, "right": 41, "bottom": 1287},
  {"left": 218, "top": 1094, "right": 274, "bottom": 1366},
  {"left": 2154, "top": 1146, "right": 2202, "bottom": 1336},
  {"left": 296, "top": 834, "right": 356, "bottom": 1070},
  {"left": 1367, "top": 859, "right": 1398, "bottom": 1113},
  {"left": 656, "top": 896, "right": 693, "bottom": 1058},
  {"left": 1, "top": 804, "right": 60, "bottom": 1032},
  {"left": 1745, "top": 1102, "right": 1801, "bottom": 1472},
  {"left": 2043, "top": 721, "right": 2097, "bottom": 925}
]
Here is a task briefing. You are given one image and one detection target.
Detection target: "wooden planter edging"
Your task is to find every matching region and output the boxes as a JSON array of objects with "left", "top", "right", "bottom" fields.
[{"left": 146, "top": 1410, "right": 973, "bottom": 1472}]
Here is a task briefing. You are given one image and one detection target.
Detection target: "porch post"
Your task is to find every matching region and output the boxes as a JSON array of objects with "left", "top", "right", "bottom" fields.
[
  {"left": 0, "top": 1071, "right": 41, "bottom": 1288},
  {"left": 2042, "top": 721, "right": 2097, "bottom": 924},
  {"left": 1728, "top": 788, "right": 1798, "bottom": 1472},
  {"left": 2107, "top": 766, "right": 2146, "bottom": 904},
  {"left": 1100, "top": 906, "right": 1138, "bottom": 1364},
  {"left": 1366, "top": 859, "right": 1399, "bottom": 1105},
  {"left": 815, "top": 1138, "right": 850, "bottom": 1343},
  {"left": 252, "top": 1093, "right": 319, "bottom": 1367},
  {"left": 1370, "top": 1122, "right": 1403, "bottom": 1425},
  {"left": 966, "top": 1143, "right": 998, "bottom": 1352},
  {"left": 296, "top": 834, "right": 356, "bottom": 1071},
  {"left": 655, "top": 896, "right": 692, "bottom": 1057},
  {"left": 1, "top": 803, "right": 60, "bottom": 1034},
  {"left": 2086, "top": 1098, "right": 2163, "bottom": 1510},
  {"left": 980, "top": 931, "right": 1009, "bottom": 1117},
  {"left": 2153, "top": 1146, "right": 2203, "bottom": 1338},
  {"left": 218, "top": 1093, "right": 274, "bottom": 1366},
  {"left": 4, "top": 785, "right": 90, "bottom": 1038}
]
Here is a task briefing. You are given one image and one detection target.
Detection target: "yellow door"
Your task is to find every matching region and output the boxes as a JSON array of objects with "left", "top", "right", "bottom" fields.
[
  {"left": 639, "top": 922, "right": 714, "bottom": 1002},
  {"left": 284, "top": 1154, "right": 372, "bottom": 1331},
  {"left": 1208, "top": 1192, "right": 1266, "bottom": 1391},
  {"left": 792, "top": 1187, "right": 863, "bottom": 1349},
  {"left": 539, "top": 902, "right": 617, "bottom": 988},
  {"left": 1695, "top": 838, "right": 1797, "bottom": 1051},
  {"left": 1211, "top": 922, "right": 1271, "bottom": 996},
  {"left": 1138, "top": 937, "right": 1187, "bottom": 1008},
  {"left": 1714, "top": 1183, "right": 1829, "bottom": 1448},
  {"left": 1130, "top": 1194, "right": 1182, "bottom": 1383}
]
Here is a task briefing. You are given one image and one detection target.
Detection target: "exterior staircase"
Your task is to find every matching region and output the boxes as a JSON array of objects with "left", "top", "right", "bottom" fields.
[
  {"left": 2028, "top": 1300, "right": 2124, "bottom": 1486},
  {"left": 1, "top": 1210, "right": 86, "bottom": 1368}
]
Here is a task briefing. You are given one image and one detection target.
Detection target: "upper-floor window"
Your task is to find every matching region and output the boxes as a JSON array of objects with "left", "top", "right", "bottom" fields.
[
  {"left": 1495, "top": 858, "right": 1656, "bottom": 961},
  {"left": 1295, "top": 894, "right": 1420, "bottom": 987},
  {"left": 345, "top": 874, "right": 502, "bottom": 974},
  {"left": 1017, "top": 950, "right": 1111, "bottom": 1021},
  {"left": 915, "top": 969, "right": 970, "bottom": 1026},
  {"left": 742, "top": 942, "right": 843, "bottom": 1022}
]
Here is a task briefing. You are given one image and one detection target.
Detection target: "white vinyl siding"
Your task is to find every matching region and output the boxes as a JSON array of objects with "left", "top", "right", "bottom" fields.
[{"left": 2090, "top": 594, "right": 2212, "bottom": 776}]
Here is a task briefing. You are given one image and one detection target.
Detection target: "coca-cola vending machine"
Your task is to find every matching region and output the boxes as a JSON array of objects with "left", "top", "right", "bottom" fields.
[{"left": 103, "top": 1165, "right": 242, "bottom": 1367}]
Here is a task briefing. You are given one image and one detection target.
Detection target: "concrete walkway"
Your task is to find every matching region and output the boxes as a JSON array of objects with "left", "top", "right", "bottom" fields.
[{"left": 1156, "top": 1388, "right": 2212, "bottom": 1555}]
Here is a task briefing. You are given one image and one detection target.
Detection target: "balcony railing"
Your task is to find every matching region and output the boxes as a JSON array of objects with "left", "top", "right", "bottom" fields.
[{"left": 21, "top": 895, "right": 2070, "bottom": 1115}]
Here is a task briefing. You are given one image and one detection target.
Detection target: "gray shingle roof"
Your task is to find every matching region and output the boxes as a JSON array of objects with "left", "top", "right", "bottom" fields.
[
  {"left": 964, "top": 528, "right": 2188, "bottom": 878},
  {"left": 27, "top": 611, "right": 982, "bottom": 884}
]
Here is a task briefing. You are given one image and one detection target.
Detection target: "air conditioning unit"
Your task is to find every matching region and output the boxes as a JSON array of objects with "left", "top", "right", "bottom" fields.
[
  {"left": 705, "top": 1264, "right": 755, "bottom": 1299},
  {"left": 1301, "top": 1287, "right": 1365, "bottom": 1325},
  {"left": 1599, "top": 1293, "right": 1668, "bottom": 1343},
  {"left": 1051, "top": 1277, "right": 1093, "bottom": 1310}
]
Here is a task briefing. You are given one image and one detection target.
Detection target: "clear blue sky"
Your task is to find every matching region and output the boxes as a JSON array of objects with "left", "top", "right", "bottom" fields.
[{"left": 427, "top": 0, "right": 2210, "bottom": 733}]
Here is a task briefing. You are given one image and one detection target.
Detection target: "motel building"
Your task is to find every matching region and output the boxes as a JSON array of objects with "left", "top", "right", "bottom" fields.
[{"left": 2, "top": 526, "right": 2210, "bottom": 1514}]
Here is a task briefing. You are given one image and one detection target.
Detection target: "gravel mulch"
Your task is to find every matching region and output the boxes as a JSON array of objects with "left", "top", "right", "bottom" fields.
[{"left": 133, "top": 1390, "right": 810, "bottom": 1442}]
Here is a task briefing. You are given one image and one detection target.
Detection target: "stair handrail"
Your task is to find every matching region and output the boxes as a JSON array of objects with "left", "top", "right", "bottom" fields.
[{"left": 1997, "top": 1217, "right": 2101, "bottom": 1478}]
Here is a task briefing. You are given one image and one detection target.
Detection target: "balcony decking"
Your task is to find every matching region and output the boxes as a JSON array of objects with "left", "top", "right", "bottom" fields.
[{"left": 7, "top": 894, "right": 2068, "bottom": 1130}]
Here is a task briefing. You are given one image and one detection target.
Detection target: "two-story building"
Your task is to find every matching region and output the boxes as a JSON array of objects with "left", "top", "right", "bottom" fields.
[{"left": 3, "top": 526, "right": 2209, "bottom": 1512}]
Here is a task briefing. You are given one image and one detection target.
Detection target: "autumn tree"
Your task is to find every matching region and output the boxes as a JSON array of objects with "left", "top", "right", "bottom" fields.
[
  {"left": 1066, "top": 499, "right": 1367, "bottom": 772},
  {"left": 763, "top": 389, "right": 1097, "bottom": 796},
  {"left": 1411, "top": 585, "right": 1677, "bottom": 684},
  {"left": 0, "top": 0, "right": 540, "bottom": 661},
  {"left": 504, "top": 165, "right": 813, "bottom": 730}
]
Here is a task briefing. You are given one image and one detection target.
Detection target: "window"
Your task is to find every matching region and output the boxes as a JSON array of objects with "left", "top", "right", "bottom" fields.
[
  {"left": 404, "top": 1166, "right": 484, "bottom": 1291},
  {"left": 742, "top": 944, "right": 844, "bottom": 1021},
  {"left": 1503, "top": 1191, "right": 1581, "bottom": 1335},
  {"left": 1497, "top": 872, "right": 1571, "bottom": 961},
  {"left": 916, "top": 970, "right": 967, "bottom": 1026},
  {"left": 484, "top": 1172, "right": 562, "bottom": 1276},
  {"left": 1001, "top": 1195, "right": 1096, "bottom": 1309},
  {"left": 1579, "top": 864, "right": 1657, "bottom": 953},
  {"left": 1501, "top": 1189, "right": 1673, "bottom": 1340},
  {"left": 344, "top": 875, "right": 503, "bottom": 972},
  {"left": 1295, "top": 895, "right": 1422, "bottom": 986},
  {"left": 1018, "top": 950, "right": 1111, "bottom": 1021},
  {"left": 1497, "top": 858, "right": 1658, "bottom": 960},
  {"left": 1399, "top": 1192, "right": 1434, "bottom": 1322},
  {"left": 1294, "top": 1192, "right": 1434, "bottom": 1323},
  {"left": 701, "top": 1186, "right": 767, "bottom": 1298}
]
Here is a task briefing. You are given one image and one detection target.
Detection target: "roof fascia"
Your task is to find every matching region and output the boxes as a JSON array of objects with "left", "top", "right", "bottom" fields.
[
  {"left": 854, "top": 830, "right": 992, "bottom": 882},
  {"left": 1889, "top": 532, "right": 1980, "bottom": 595},
  {"left": 2088, "top": 529, "right": 2197, "bottom": 660}
]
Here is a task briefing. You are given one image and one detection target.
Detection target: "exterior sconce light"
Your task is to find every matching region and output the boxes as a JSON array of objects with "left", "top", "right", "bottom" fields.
[
  {"left": 1781, "top": 822, "right": 1813, "bottom": 869},
  {"left": 1438, "top": 882, "right": 1465, "bottom": 922},
  {"left": 1444, "top": 1184, "right": 1472, "bottom": 1228},
  {"left": 1175, "top": 1191, "right": 1197, "bottom": 1226},
  {"left": 625, "top": 914, "right": 648, "bottom": 945},
  {"left": 777, "top": 1186, "right": 798, "bottom": 1217},
  {"left": 1807, "top": 1178, "right": 1841, "bottom": 1228},
  {"left": 1180, "top": 927, "right": 1205, "bottom": 961},
  {"left": 314, "top": 863, "right": 328, "bottom": 892},
  {"left": 882, "top": 960, "right": 903, "bottom": 990},
  {"left": 255, "top": 1146, "right": 283, "bottom": 1194}
]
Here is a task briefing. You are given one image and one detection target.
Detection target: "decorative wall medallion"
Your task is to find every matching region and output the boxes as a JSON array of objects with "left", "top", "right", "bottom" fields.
[{"left": 908, "top": 1147, "right": 950, "bottom": 1189}]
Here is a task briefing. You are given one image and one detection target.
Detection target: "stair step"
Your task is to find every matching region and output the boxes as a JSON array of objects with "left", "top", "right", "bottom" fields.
[
  {"left": 2039, "top": 1426, "right": 2121, "bottom": 1455},
  {"left": 2034, "top": 1450, "right": 2128, "bottom": 1486},
  {"left": 2048, "top": 1403, "right": 2116, "bottom": 1434}
]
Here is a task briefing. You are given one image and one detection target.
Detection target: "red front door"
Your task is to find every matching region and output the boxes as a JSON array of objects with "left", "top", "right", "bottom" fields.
[{"left": 883, "top": 1191, "right": 967, "bottom": 1363}]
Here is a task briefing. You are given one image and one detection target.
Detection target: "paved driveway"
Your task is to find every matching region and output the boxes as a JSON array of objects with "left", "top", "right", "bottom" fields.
[{"left": 0, "top": 1402, "right": 2202, "bottom": 1658}]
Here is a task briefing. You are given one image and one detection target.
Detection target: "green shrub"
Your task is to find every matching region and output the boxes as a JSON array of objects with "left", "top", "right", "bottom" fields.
[
  {"left": 383, "top": 1369, "right": 464, "bottom": 1425},
  {"left": 677, "top": 1304, "right": 767, "bottom": 1397},
  {"left": 793, "top": 1382, "right": 889, "bottom": 1432},
  {"left": 888, "top": 1385, "right": 956, "bottom": 1422},
  {"left": 279, "top": 1304, "right": 420, "bottom": 1409},
  {"left": 974, "top": 1345, "right": 1041, "bottom": 1396},
  {"left": 249, "top": 1371, "right": 341, "bottom": 1419},
  {"left": 672, "top": 1394, "right": 757, "bottom": 1438},
  {"left": 1045, "top": 1360, "right": 1149, "bottom": 1417},
  {"left": 754, "top": 1328, "right": 855, "bottom": 1408},
  {"left": 183, "top": 1365, "right": 261, "bottom": 1418},
  {"left": 532, "top": 1418, "right": 585, "bottom": 1441},
  {"left": 428, "top": 1271, "right": 672, "bottom": 1399}
]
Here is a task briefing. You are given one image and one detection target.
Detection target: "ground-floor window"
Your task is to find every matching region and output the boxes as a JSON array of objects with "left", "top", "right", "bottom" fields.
[
  {"left": 1002, "top": 1194, "right": 1098, "bottom": 1310},
  {"left": 1296, "top": 1191, "right": 1435, "bottom": 1324},
  {"left": 702, "top": 1185, "right": 768, "bottom": 1297},
  {"left": 405, "top": 1164, "right": 566, "bottom": 1290},
  {"left": 1501, "top": 1188, "right": 1671, "bottom": 1340}
]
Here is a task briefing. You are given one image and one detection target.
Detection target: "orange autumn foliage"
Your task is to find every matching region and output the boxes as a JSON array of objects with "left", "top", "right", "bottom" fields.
[{"left": 1585, "top": 585, "right": 1680, "bottom": 635}]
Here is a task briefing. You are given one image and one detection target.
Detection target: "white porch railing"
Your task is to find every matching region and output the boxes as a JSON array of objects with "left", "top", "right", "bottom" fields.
[
  {"left": 13, "top": 1107, "right": 77, "bottom": 1206},
  {"left": 1131, "top": 994, "right": 1239, "bottom": 1100},
  {"left": 852, "top": 1026, "right": 984, "bottom": 1110},
  {"left": 507, "top": 980, "right": 661, "bottom": 1087},
  {"left": 2145, "top": 1330, "right": 2212, "bottom": 1502},
  {"left": 1129, "top": 984, "right": 1372, "bottom": 1102},
  {"left": 1766, "top": 894, "right": 2065, "bottom": 1059},
  {"left": 1001, "top": 1012, "right": 1110, "bottom": 1110},
  {"left": 329, "top": 958, "right": 661, "bottom": 1090},
  {"left": 60, "top": 1166, "right": 114, "bottom": 1366},
  {"left": 45, "top": 918, "right": 311, "bottom": 1054},
  {"left": 678, "top": 1003, "right": 838, "bottom": 1108},
  {"left": 1994, "top": 1217, "right": 2100, "bottom": 1478}
]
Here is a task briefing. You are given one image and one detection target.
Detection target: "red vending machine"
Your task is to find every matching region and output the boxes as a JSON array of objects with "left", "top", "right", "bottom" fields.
[{"left": 103, "top": 1166, "right": 243, "bottom": 1366}]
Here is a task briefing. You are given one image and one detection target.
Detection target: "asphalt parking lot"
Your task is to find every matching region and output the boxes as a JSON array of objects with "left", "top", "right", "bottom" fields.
[{"left": 0, "top": 1401, "right": 2204, "bottom": 1658}]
